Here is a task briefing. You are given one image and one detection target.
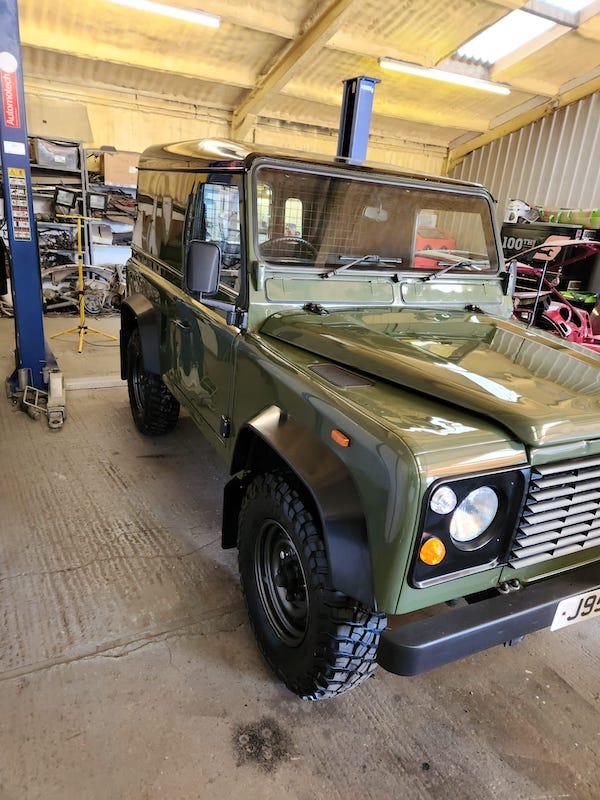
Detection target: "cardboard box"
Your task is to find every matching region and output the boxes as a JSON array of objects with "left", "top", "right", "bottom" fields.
[
  {"left": 99, "top": 152, "right": 139, "bottom": 188},
  {"left": 30, "top": 138, "right": 79, "bottom": 170}
]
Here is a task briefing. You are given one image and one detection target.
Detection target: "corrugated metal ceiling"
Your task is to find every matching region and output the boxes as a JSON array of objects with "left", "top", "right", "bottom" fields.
[{"left": 14, "top": 0, "right": 600, "bottom": 164}]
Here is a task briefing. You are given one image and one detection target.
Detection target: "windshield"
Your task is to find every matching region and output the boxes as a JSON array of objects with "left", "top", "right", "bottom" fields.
[{"left": 253, "top": 165, "right": 499, "bottom": 275}]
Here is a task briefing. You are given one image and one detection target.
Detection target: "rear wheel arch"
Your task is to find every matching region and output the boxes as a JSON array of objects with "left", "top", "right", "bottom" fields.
[
  {"left": 223, "top": 406, "right": 375, "bottom": 608},
  {"left": 126, "top": 328, "right": 180, "bottom": 436}
]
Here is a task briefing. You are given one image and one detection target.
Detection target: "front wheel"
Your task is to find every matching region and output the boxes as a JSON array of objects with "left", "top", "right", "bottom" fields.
[
  {"left": 238, "top": 472, "right": 386, "bottom": 700},
  {"left": 126, "top": 328, "right": 180, "bottom": 435}
]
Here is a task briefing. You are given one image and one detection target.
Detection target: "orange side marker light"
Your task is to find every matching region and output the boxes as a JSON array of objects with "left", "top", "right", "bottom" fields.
[{"left": 331, "top": 429, "right": 350, "bottom": 447}]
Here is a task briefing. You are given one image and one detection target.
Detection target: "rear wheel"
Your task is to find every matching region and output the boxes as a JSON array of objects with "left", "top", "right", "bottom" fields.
[
  {"left": 238, "top": 472, "right": 386, "bottom": 700},
  {"left": 126, "top": 328, "right": 179, "bottom": 435}
]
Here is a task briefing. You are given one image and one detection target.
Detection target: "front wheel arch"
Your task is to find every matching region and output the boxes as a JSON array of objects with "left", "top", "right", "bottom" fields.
[{"left": 223, "top": 406, "right": 375, "bottom": 609}]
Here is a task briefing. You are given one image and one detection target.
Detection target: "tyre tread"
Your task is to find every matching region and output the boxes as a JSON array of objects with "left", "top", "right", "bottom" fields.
[
  {"left": 127, "top": 329, "right": 179, "bottom": 436},
  {"left": 239, "top": 472, "right": 386, "bottom": 700}
]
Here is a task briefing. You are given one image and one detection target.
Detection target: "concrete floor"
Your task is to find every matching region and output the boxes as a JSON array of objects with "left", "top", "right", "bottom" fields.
[{"left": 0, "top": 313, "right": 598, "bottom": 800}]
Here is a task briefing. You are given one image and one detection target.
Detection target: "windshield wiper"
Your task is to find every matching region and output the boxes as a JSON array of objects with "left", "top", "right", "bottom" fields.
[
  {"left": 322, "top": 254, "right": 403, "bottom": 279},
  {"left": 417, "top": 251, "right": 488, "bottom": 282}
]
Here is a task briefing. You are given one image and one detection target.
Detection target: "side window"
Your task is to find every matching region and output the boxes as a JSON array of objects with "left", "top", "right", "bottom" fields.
[
  {"left": 284, "top": 197, "right": 302, "bottom": 237},
  {"left": 191, "top": 176, "right": 242, "bottom": 294},
  {"left": 257, "top": 181, "right": 272, "bottom": 243}
]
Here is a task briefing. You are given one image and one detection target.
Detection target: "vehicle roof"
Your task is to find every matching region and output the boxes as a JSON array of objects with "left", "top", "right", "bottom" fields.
[{"left": 138, "top": 137, "right": 482, "bottom": 190}]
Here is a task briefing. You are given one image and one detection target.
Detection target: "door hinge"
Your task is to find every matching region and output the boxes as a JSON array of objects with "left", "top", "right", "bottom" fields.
[
  {"left": 220, "top": 415, "right": 231, "bottom": 438},
  {"left": 226, "top": 307, "right": 248, "bottom": 329}
]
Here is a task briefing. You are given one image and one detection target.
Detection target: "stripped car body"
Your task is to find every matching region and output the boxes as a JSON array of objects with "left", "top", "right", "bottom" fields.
[
  {"left": 512, "top": 238, "right": 600, "bottom": 352},
  {"left": 121, "top": 139, "right": 600, "bottom": 698}
]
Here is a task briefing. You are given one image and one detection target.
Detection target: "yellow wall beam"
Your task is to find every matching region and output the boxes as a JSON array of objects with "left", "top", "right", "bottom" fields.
[{"left": 446, "top": 76, "right": 600, "bottom": 173}]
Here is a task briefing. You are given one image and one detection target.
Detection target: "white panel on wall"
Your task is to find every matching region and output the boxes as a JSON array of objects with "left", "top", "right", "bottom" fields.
[
  {"left": 25, "top": 96, "right": 92, "bottom": 141},
  {"left": 452, "top": 93, "right": 600, "bottom": 223}
]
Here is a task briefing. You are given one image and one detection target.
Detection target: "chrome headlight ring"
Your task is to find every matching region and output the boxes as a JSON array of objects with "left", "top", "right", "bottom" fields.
[{"left": 449, "top": 485, "right": 499, "bottom": 548}]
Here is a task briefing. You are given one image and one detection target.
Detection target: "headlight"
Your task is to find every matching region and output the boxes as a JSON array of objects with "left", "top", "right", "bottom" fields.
[
  {"left": 410, "top": 469, "right": 528, "bottom": 588},
  {"left": 450, "top": 486, "right": 498, "bottom": 544},
  {"left": 429, "top": 485, "right": 457, "bottom": 515}
]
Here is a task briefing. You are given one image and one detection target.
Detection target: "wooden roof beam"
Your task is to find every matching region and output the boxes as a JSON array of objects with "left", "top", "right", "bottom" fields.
[{"left": 231, "top": 0, "right": 357, "bottom": 140}]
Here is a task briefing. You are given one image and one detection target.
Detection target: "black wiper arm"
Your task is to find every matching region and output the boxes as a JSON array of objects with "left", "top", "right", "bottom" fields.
[{"left": 322, "top": 254, "right": 402, "bottom": 279}]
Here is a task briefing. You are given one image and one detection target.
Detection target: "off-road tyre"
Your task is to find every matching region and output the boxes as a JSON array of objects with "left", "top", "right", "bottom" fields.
[
  {"left": 238, "top": 472, "right": 386, "bottom": 700},
  {"left": 126, "top": 328, "right": 180, "bottom": 435}
]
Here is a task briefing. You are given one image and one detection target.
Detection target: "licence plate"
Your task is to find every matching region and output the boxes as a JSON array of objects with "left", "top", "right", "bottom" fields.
[{"left": 551, "top": 587, "right": 600, "bottom": 631}]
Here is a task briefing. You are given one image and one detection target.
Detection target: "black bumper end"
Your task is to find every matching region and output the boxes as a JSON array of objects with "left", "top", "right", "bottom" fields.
[{"left": 377, "top": 562, "right": 599, "bottom": 676}]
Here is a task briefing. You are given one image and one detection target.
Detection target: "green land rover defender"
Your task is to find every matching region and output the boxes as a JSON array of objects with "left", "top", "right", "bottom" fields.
[{"left": 121, "top": 139, "right": 600, "bottom": 699}]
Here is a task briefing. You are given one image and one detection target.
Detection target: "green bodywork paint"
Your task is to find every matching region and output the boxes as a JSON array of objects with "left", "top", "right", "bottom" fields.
[{"left": 125, "top": 140, "right": 600, "bottom": 623}]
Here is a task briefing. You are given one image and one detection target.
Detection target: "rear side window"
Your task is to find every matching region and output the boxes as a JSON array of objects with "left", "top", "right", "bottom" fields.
[
  {"left": 134, "top": 169, "right": 196, "bottom": 274},
  {"left": 284, "top": 198, "right": 303, "bottom": 237}
]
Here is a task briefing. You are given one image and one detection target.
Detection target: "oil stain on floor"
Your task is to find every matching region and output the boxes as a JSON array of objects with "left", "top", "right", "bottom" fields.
[{"left": 233, "top": 716, "right": 293, "bottom": 773}]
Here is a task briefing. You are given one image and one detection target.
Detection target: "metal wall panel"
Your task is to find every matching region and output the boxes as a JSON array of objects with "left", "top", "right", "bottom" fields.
[{"left": 452, "top": 94, "right": 600, "bottom": 224}]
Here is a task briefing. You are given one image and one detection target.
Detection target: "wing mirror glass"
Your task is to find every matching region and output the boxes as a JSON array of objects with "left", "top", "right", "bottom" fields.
[{"left": 186, "top": 240, "right": 220, "bottom": 295}]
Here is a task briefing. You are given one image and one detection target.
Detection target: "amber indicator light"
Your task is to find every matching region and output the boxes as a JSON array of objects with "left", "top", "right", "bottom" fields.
[
  {"left": 419, "top": 537, "right": 446, "bottom": 565},
  {"left": 331, "top": 429, "right": 350, "bottom": 447}
]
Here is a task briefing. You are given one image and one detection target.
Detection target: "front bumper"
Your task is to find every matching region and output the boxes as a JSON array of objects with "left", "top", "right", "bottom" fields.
[{"left": 377, "top": 562, "right": 599, "bottom": 676}]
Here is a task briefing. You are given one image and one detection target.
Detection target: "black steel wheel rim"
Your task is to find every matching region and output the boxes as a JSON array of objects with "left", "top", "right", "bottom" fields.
[{"left": 254, "top": 520, "right": 309, "bottom": 646}]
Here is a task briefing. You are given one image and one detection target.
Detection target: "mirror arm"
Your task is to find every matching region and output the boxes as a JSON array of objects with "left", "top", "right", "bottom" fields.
[
  {"left": 200, "top": 295, "right": 248, "bottom": 329},
  {"left": 501, "top": 259, "right": 517, "bottom": 296}
]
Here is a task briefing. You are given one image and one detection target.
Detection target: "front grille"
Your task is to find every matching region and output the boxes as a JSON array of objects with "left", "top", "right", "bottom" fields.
[{"left": 509, "top": 455, "right": 600, "bottom": 569}]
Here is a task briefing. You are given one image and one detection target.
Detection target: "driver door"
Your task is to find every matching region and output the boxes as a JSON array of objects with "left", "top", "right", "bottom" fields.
[{"left": 170, "top": 174, "right": 244, "bottom": 445}]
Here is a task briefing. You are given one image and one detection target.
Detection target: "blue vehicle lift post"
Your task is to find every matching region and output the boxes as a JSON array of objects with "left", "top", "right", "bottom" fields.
[
  {"left": 336, "top": 76, "right": 380, "bottom": 162},
  {"left": 0, "top": 0, "right": 65, "bottom": 427}
]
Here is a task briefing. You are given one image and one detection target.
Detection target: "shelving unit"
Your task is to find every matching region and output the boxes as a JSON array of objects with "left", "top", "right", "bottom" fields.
[
  {"left": 84, "top": 149, "right": 139, "bottom": 269},
  {"left": 1, "top": 140, "right": 139, "bottom": 316},
  {"left": 36, "top": 220, "right": 77, "bottom": 271},
  {"left": 28, "top": 138, "right": 87, "bottom": 273}
]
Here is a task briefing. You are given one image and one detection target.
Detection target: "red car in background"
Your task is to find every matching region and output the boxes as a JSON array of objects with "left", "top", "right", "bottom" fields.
[{"left": 511, "top": 238, "right": 600, "bottom": 353}]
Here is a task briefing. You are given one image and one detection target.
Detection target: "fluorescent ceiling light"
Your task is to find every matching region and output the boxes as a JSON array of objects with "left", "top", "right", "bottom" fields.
[
  {"left": 378, "top": 57, "right": 511, "bottom": 95},
  {"left": 457, "top": 10, "right": 555, "bottom": 64},
  {"left": 543, "top": 0, "right": 592, "bottom": 10},
  {"left": 103, "top": 0, "right": 220, "bottom": 27}
]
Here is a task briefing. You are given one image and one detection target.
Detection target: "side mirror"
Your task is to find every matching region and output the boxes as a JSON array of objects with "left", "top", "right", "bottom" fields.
[{"left": 186, "top": 240, "right": 220, "bottom": 295}]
